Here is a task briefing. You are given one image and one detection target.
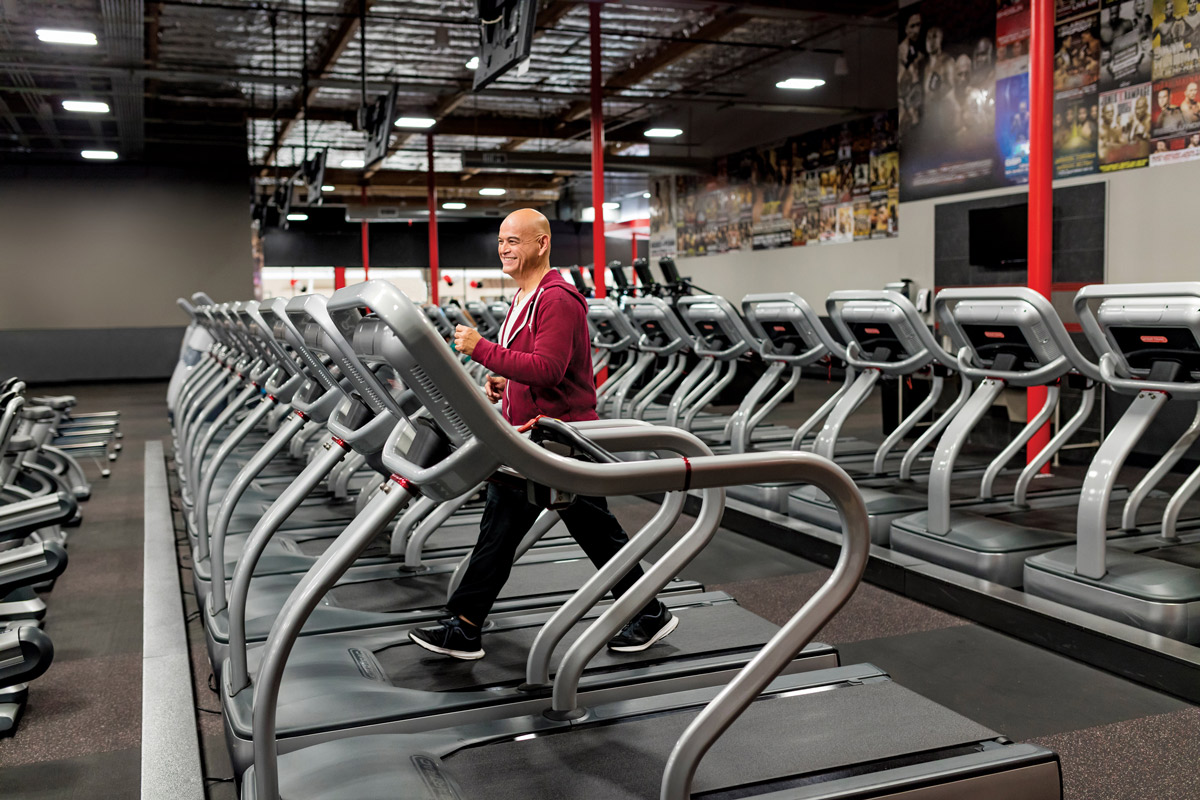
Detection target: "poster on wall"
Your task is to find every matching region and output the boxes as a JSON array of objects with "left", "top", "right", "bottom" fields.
[
  {"left": 996, "top": 74, "right": 1032, "bottom": 182},
  {"left": 1101, "top": 0, "right": 1155, "bottom": 89},
  {"left": 1054, "top": 10, "right": 1102, "bottom": 175},
  {"left": 1151, "top": 0, "right": 1200, "bottom": 79},
  {"left": 997, "top": 0, "right": 1032, "bottom": 76},
  {"left": 1150, "top": 128, "right": 1200, "bottom": 160},
  {"left": 1099, "top": 82, "right": 1154, "bottom": 167},
  {"left": 1151, "top": 71, "right": 1200, "bottom": 134},
  {"left": 897, "top": 0, "right": 1002, "bottom": 200},
  {"left": 648, "top": 176, "right": 676, "bottom": 258}
]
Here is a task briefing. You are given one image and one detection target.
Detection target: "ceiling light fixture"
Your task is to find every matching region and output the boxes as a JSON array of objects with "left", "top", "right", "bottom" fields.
[
  {"left": 36, "top": 29, "right": 97, "bottom": 45},
  {"left": 81, "top": 149, "right": 118, "bottom": 160},
  {"left": 644, "top": 127, "right": 683, "bottom": 138},
  {"left": 341, "top": 158, "right": 365, "bottom": 168},
  {"left": 478, "top": 187, "right": 506, "bottom": 196},
  {"left": 286, "top": 213, "right": 308, "bottom": 221},
  {"left": 776, "top": 77, "right": 825, "bottom": 90},
  {"left": 442, "top": 202, "right": 467, "bottom": 210},
  {"left": 395, "top": 116, "right": 436, "bottom": 129},
  {"left": 321, "top": 184, "right": 335, "bottom": 192},
  {"left": 465, "top": 56, "right": 479, "bottom": 69},
  {"left": 602, "top": 202, "right": 619, "bottom": 209},
  {"left": 62, "top": 100, "right": 109, "bottom": 113},
  {"left": 642, "top": 192, "right": 651, "bottom": 198}
]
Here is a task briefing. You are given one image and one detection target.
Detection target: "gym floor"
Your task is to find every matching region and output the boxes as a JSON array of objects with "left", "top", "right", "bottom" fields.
[{"left": 1, "top": 381, "right": 1196, "bottom": 799}]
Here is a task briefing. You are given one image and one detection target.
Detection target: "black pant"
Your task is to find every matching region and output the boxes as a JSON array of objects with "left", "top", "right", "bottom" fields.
[{"left": 446, "top": 481, "right": 659, "bottom": 626}]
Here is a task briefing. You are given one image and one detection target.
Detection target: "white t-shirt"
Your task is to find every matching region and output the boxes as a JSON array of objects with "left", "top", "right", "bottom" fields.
[{"left": 499, "top": 289, "right": 537, "bottom": 347}]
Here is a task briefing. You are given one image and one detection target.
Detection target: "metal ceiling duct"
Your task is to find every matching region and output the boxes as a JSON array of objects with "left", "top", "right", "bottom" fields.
[{"left": 101, "top": 0, "right": 144, "bottom": 154}]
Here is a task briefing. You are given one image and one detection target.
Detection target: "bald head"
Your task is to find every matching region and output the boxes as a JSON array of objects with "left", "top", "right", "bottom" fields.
[{"left": 498, "top": 208, "right": 553, "bottom": 290}]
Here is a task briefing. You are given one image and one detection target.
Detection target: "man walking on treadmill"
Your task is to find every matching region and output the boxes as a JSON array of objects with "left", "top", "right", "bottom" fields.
[{"left": 408, "top": 208, "right": 677, "bottom": 660}]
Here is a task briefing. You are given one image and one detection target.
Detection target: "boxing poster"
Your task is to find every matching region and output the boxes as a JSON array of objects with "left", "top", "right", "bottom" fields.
[
  {"left": 1054, "top": 11, "right": 1102, "bottom": 175},
  {"left": 996, "top": 74, "right": 1033, "bottom": 182},
  {"left": 1101, "top": 0, "right": 1155, "bottom": 89},
  {"left": 1099, "top": 82, "right": 1154, "bottom": 168},
  {"left": 1149, "top": 128, "right": 1200, "bottom": 160},
  {"left": 1151, "top": 0, "right": 1200, "bottom": 79},
  {"left": 648, "top": 177, "right": 676, "bottom": 259},
  {"left": 897, "top": 0, "right": 1003, "bottom": 200},
  {"left": 1150, "top": 71, "right": 1200, "bottom": 136},
  {"left": 998, "top": 0, "right": 1032, "bottom": 77}
]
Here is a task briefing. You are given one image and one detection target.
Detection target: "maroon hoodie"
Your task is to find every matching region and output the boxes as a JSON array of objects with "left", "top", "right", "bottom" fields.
[{"left": 470, "top": 269, "right": 599, "bottom": 426}]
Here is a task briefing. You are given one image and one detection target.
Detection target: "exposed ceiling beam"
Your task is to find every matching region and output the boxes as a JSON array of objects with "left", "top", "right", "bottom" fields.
[
  {"left": 460, "top": 149, "right": 708, "bottom": 175},
  {"left": 260, "top": 0, "right": 376, "bottom": 174},
  {"left": 266, "top": 166, "right": 563, "bottom": 190},
  {"left": 559, "top": 10, "right": 755, "bottom": 125},
  {"left": 363, "top": 0, "right": 574, "bottom": 179}
]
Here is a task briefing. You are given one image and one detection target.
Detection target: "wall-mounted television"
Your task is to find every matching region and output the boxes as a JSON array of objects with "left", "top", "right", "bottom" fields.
[{"left": 968, "top": 202, "right": 1028, "bottom": 269}]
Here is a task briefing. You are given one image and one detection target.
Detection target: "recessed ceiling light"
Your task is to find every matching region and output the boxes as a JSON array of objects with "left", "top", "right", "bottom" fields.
[
  {"left": 602, "top": 202, "right": 619, "bottom": 209},
  {"left": 81, "top": 149, "right": 118, "bottom": 160},
  {"left": 37, "top": 29, "right": 97, "bottom": 45},
  {"left": 442, "top": 202, "right": 467, "bottom": 210},
  {"left": 478, "top": 187, "right": 506, "bottom": 196},
  {"left": 62, "top": 100, "right": 109, "bottom": 113},
  {"left": 644, "top": 128, "right": 683, "bottom": 138},
  {"left": 341, "top": 158, "right": 365, "bottom": 168},
  {"left": 465, "top": 56, "right": 479, "bottom": 69},
  {"left": 321, "top": 184, "right": 335, "bottom": 192},
  {"left": 776, "top": 77, "right": 825, "bottom": 90},
  {"left": 395, "top": 116, "right": 436, "bottom": 129},
  {"left": 286, "top": 213, "right": 308, "bottom": 221},
  {"left": 642, "top": 192, "right": 651, "bottom": 198}
]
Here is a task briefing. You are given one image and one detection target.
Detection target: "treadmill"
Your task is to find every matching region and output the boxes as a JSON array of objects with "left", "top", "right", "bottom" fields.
[
  {"left": 205, "top": 295, "right": 701, "bottom": 672},
  {"left": 217, "top": 299, "right": 838, "bottom": 773},
  {"left": 240, "top": 278, "right": 1061, "bottom": 800},
  {"left": 888, "top": 287, "right": 1106, "bottom": 586},
  {"left": 1025, "top": 282, "right": 1200, "bottom": 641}
]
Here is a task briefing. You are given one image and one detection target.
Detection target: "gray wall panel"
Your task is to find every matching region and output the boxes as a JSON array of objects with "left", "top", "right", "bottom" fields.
[{"left": 0, "top": 327, "right": 185, "bottom": 383}]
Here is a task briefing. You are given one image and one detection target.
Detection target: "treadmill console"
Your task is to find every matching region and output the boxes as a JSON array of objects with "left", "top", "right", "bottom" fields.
[
  {"left": 1098, "top": 298, "right": 1200, "bottom": 377},
  {"left": 951, "top": 301, "right": 1060, "bottom": 371},
  {"left": 839, "top": 302, "right": 924, "bottom": 364}
]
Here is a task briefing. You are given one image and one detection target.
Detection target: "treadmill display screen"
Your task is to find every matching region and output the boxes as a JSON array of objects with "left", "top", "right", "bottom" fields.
[
  {"left": 961, "top": 323, "right": 1040, "bottom": 369},
  {"left": 847, "top": 322, "right": 907, "bottom": 362},
  {"left": 760, "top": 319, "right": 806, "bottom": 356},
  {"left": 694, "top": 320, "right": 730, "bottom": 350},
  {"left": 1110, "top": 326, "right": 1200, "bottom": 373}
]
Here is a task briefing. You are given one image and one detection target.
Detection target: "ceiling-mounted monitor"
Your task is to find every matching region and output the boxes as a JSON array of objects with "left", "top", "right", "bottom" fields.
[
  {"left": 298, "top": 149, "right": 327, "bottom": 205},
  {"left": 472, "top": 0, "right": 537, "bottom": 92},
  {"left": 358, "top": 85, "right": 398, "bottom": 170}
]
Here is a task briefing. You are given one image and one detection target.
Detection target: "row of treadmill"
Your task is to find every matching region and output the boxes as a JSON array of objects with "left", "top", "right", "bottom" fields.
[
  {"left": 172, "top": 274, "right": 1200, "bottom": 799},
  {"left": 0, "top": 379, "right": 121, "bottom": 735}
]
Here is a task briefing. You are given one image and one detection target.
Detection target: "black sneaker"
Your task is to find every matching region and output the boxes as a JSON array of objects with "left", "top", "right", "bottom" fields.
[
  {"left": 607, "top": 605, "right": 679, "bottom": 652},
  {"left": 408, "top": 617, "right": 485, "bottom": 660}
]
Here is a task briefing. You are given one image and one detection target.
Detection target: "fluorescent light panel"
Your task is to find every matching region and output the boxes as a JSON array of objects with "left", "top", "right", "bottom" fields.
[
  {"left": 602, "top": 202, "right": 619, "bottom": 209},
  {"left": 644, "top": 127, "right": 683, "bottom": 138},
  {"left": 478, "top": 187, "right": 506, "bottom": 196},
  {"left": 321, "top": 185, "right": 336, "bottom": 191},
  {"left": 465, "top": 56, "right": 479, "bottom": 69},
  {"left": 395, "top": 116, "right": 436, "bottom": 129},
  {"left": 643, "top": 192, "right": 651, "bottom": 198},
  {"left": 286, "top": 213, "right": 308, "bottom": 221},
  {"left": 62, "top": 100, "right": 109, "bottom": 113},
  {"left": 81, "top": 149, "right": 117, "bottom": 160},
  {"left": 442, "top": 202, "right": 467, "bottom": 210},
  {"left": 341, "top": 158, "right": 365, "bottom": 168},
  {"left": 36, "top": 28, "right": 97, "bottom": 45},
  {"left": 776, "top": 77, "right": 825, "bottom": 90}
]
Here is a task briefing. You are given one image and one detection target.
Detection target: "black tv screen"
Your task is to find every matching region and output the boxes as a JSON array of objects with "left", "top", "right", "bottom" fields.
[{"left": 969, "top": 203, "right": 1028, "bottom": 268}]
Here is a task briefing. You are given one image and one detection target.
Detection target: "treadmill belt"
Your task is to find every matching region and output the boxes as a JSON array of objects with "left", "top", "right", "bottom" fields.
[
  {"left": 445, "top": 679, "right": 998, "bottom": 800},
  {"left": 373, "top": 603, "right": 778, "bottom": 692},
  {"left": 325, "top": 558, "right": 605, "bottom": 614},
  {"left": 1144, "top": 543, "right": 1200, "bottom": 569}
]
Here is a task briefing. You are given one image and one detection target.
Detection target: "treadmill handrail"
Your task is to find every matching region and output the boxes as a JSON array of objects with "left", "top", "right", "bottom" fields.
[
  {"left": 586, "top": 297, "right": 637, "bottom": 352},
  {"left": 1099, "top": 352, "right": 1200, "bottom": 399},
  {"left": 623, "top": 296, "right": 693, "bottom": 356},
  {"left": 844, "top": 339, "right": 929, "bottom": 375},
  {"left": 954, "top": 345, "right": 1071, "bottom": 387},
  {"left": 827, "top": 289, "right": 960, "bottom": 371},
  {"left": 937, "top": 285, "right": 1102, "bottom": 383},
  {"left": 676, "top": 295, "right": 756, "bottom": 360}
]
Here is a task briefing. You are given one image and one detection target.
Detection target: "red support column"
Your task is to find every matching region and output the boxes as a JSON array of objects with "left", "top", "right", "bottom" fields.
[
  {"left": 360, "top": 186, "right": 370, "bottom": 280},
  {"left": 1028, "top": 0, "right": 1054, "bottom": 466},
  {"left": 334, "top": 267, "right": 346, "bottom": 290},
  {"left": 589, "top": 1, "right": 606, "bottom": 300},
  {"left": 428, "top": 134, "right": 440, "bottom": 306},
  {"left": 630, "top": 232, "right": 638, "bottom": 295}
]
